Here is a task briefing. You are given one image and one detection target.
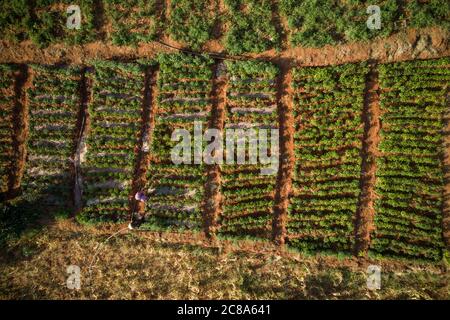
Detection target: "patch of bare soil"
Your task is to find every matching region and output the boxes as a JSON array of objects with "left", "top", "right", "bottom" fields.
[
  {"left": 202, "top": 61, "right": 227, "bottom": 238},
  {"left": 8, "top": 65, "right": 31, "bottom": 200},
  {"left": 354, "top": 63, "right": 381, "bottom": 257},
  {"left": 271, "top": 59, "right": 294, "bottom": 245}
]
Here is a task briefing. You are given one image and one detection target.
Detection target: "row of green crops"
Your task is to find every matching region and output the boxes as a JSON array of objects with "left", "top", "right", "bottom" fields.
[
  {"left": 0, "top": 56, "right": 448, "bottom": 261},
  {"left": 371, "top": 58, "right": 450, "bottom": 261},
  {"left": 168, "top": 0, "right": 218, "bottom": 50},
  {"left": 1, "top": 0, "right": 96, "bottom": 47},
  {"left": 224, "top": 0, "right": 281, "bottom": 54},
  {"left": 0, "top": 1, "right": 29, "bottom": 43},
  {"left": 288, "top": 63, "right": 369, "bottom": 254},
  {"left": 219, "top": 60, "right": 279, "bottom": 238},
  {"left": 279, "top": 0, "right": 400, "bottom": 47},
  {"left": 79, "top": 61, "right": 145, "bottom": 223},
  {"left": 30, "top": 0, "right": 96, "bottom": 47},
  {"left": 0, "top": 65, "right": 18, "bottom": 194},
  {"left": 2, "top": 1, "right": 448, "bottom": 50},
  {"left": 23, "top": 64, "right": 81, "bottom": 208},
  {"left": 104, "top": 0, "right": 163, "bottom": 46},
  {"left": 280, "top": 0, "right": 449, "bottom": 48},
  {"left": 141, "top": 53, "right": 214, "bottom": 230}
]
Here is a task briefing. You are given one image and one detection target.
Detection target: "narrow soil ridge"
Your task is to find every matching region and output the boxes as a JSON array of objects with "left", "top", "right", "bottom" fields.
[
  {"left": 7, "top": 65, "right": 30, "bottom": 200},
  {"left": 72, "top": 67, "right": 91, "bottom": 215},
  {"left": 202, "top": 61, "right": 227, "bottom": 239},
  {"left": 272, "top": 59, "right": 294, "bottom": 245},
  {"left": 93, "top": 0, "right": 107, "bottom": 41},
  {"left": 442, "top": 88, "right": 450, "bottom": 251},
  {"left": 271, "top": 1, "right": 288, "bottom": 52},
  {"left": 354, "top": 62, "right": 381, "bottom": 256},
  {"left": 129, "top": 66, "right": 158, "bottom": 226},
  {"left": 155, "top": 0, "right": 166, "bottom": 41}
]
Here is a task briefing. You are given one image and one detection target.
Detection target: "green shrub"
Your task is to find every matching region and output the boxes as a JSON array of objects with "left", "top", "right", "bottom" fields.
[
  {"left": 224, "top": 0, "right": 281, "bottom": 54},
  {"left": 168, "top": 0, "right": 218, "bottom": 49}
]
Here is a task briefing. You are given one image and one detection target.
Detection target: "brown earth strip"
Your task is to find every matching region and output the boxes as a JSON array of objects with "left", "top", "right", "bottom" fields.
[
  {"left": 354, "top": 62, "right": 381, "bottom": 257},
  {"left": 202, "top": 61, "right": 227, "bottom": 239},
  {"left": 155, "top": 0, "right": 166, "bottom": 41},
  {"left": 7, "top": 65, "right": 30, "bottom": 200},
  {"left": 0, "top": 28, "right": 448, "bottom": 67},
  {"left": 93, "top": 0, "right": 107, "bottom": 41},
  {"left": 160, "top": 0, "right": 186, "bottom": 50},
  {"left": 271, "top": 59, "right": 294, "bottom": 245},
  {"left": 443, "top": 88, "right": 450, "bottom": 251},
  {"left": 129, "top": 65, "right": 159, "bottom": 226},
  {"left": 72, "top": 67, "right": 91, "bottom": 215},
  {"left": 271, "top": 0, "right": 288, "bottom": 52}
]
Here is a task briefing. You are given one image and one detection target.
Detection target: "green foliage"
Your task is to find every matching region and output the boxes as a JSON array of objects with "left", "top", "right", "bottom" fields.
[
  {"left": 29, "top": 0, "right": 96, "bottom": 47},
  {"left": 225, "top": 60, "right": 279, "bottom": 78},
  {"left": 0, "top": 0, "right": 30, "bottom": 42},
  {"left": 22, "top": 65, "right": 82, "bottom": 209},
  {"left": 407, "top": 0, "right": 450, "bottom": 30},
  {"left": 279, "top": 0, "right": 399, "bottom": 47},
  {"left": 79, "top": 61, "right": 145, "bottom": 222},
  {"left": 372, "top": 58, "right": 449, "bottom": 261},
  {"left": 0, "top": 65, "right": 18, "bottom": 194},
  {"left": 219, "top": 60, "right": 279, "bottom": 238},
  {"left": 168, "top": 0, "right": 218, "bottom": 49},
  {"left": 224, "top": 0, "right": 281, "bottom": 54},
  {"left": 144, "top": 53, "right": 215, "bottom": 230},
  {"left": 105, "top": 0, "right": 163, "bottom": 46},
  {"left": 288, "top": 63, "right": 368, "bottom": 252}
]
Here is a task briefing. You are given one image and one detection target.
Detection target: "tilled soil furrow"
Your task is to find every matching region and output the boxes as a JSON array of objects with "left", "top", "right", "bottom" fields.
[
  {"left": 202, "top": 61, "right": 227, "bottom": 238},
  {"left": 272, "top": 60, "right": 294, "bottom": 245},
  {"left": 354, "top": 62, "right": 381, "bottom": 256}
]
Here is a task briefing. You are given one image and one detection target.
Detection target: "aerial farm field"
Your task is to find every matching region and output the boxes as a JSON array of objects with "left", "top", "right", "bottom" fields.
[{"left": 0, "top": 0, "right": 449, "bottom": 300}]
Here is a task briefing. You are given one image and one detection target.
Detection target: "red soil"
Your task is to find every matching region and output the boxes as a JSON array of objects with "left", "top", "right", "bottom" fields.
[
  {"left": 0, "top": 28, "right": 447, "bottom": 68},
  {"left": 130, "top": 66, "right": 159, "bottom": 223},
  {"left": 354, "top": 63, "right": 381, "bottom": 256},
  {"left": 272, "top": 60, "right": 294, "bottom": 245},
  {"left": 202, "top": 61, "right": 227, "bottom": 239},
  {"left": 8, "top": 65, "right": 31, "bottom": 200}
]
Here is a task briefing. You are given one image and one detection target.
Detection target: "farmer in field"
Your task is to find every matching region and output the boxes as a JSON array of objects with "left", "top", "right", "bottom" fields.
[{"left": 128, "top": 191, "right": 148, "bottom": 230}]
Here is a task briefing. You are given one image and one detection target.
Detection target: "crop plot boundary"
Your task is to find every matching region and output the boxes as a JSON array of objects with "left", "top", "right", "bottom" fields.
[
  {"left": 1, "top": 55, "right": 450, "bottom": 261},
  {"left": 354, "top": 61, "right": 381, "bottom": 256}
]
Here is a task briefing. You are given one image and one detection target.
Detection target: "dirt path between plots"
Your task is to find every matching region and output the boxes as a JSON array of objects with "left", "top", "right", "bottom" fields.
[
  {"left": 0, "top": 27, "right": 448, "bottom": 68},
  {"left": 202, "top": 61, "right": 227, "bottom": 238},
  {"left": 72, "top": 68, "right": 91, "bottom": 214},
  {"left": 8, "top": 65, "right": 31, "bottom": 200},
  {"left": 129, "top": 66, "right": 158, "bottom": 225},
  {"left": 93, "top": 0, "right": 107, "bottom": 41},
  {"left": 271, "top": 59, "right": 294, "bottom": 245},
  {"left": 354, "top": 63, "right": 381, "bottom": 256}
]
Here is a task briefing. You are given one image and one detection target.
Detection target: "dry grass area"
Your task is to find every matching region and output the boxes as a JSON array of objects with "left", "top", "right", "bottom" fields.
[{"left": 0, "top": 218, "right": 448, "bottom": 300}]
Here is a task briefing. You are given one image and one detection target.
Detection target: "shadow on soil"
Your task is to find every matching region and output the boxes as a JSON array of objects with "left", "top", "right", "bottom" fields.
[{"left": 0, "top": 190, "right": 71, "bottom": 263}]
